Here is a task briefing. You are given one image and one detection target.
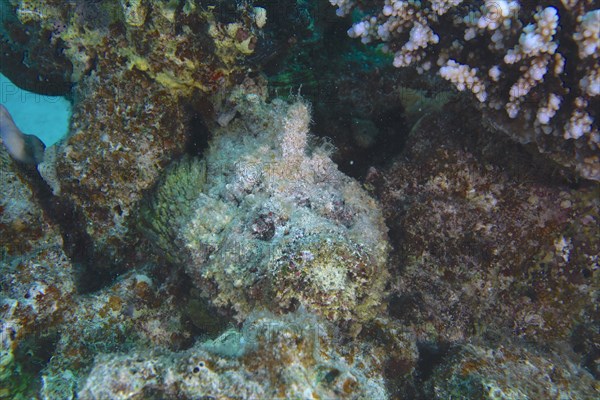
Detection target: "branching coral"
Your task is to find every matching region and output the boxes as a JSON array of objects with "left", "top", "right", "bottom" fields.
[{"left": 331, "top": 0, "right": 600, "bottom": 180}]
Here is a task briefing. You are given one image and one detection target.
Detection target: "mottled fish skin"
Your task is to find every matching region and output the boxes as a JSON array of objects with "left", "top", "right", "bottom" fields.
[{"left": 0, "top": 104, "right": 45, "bottom": 165}]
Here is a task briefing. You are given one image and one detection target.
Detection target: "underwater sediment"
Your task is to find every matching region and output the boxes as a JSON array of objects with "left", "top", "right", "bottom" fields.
[{"left": 1, "top": 0, "right": 599, "bottom": 399}]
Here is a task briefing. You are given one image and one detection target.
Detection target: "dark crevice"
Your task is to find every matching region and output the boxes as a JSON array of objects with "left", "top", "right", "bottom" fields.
[
  {"left": 314, "top": 105, "right": 410, "bottom": 180},
  {"left": 571, "top": 324, "right": 600, "bottom": 379},
  {"left": 182, "top": 97, "right": 214, "bottom": 157},
  {"left": 14, "top": 161, "right": 120, "bottom": 294},
  {"left": 13, "top": 328, "right": 60, "bottom": 376},
  {"left": 186, "top": 113, "right": 212, "bottom": 157},
  {"left": 414, "top": 341, "right": 451, "bottom": 383}
]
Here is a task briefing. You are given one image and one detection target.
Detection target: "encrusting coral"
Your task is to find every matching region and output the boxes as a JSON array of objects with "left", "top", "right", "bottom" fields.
[
  {"left": 1, "top": 0, "right": 270, "bottom": 272},
  {"left": 52, "top": 62, "right": 189, "bottom": 272},
  {"left": 141, "top": 88, "right": 391, "bottom": 329},
  {"left": 331, "top": 0, "right": 600, "bottom": 180},
  {"left": 371, "top": 99, "right": 599, "bottom": 348},
  {"left": 78, "top": 311, "right": 389, "bottom": 400},
  {"left": 7, "top": 0, "right": 265, "bottom": 95},
  {"left": 425, "top": 340, "right": 600, "bottom": 399},
  {"left": 0, "top": 145, "right": 70, "bottom": 398}
]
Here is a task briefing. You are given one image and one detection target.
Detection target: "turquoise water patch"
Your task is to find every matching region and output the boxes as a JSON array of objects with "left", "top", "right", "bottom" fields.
[{"left": 0, "top": 73, "right": 71, "bottom": 146}]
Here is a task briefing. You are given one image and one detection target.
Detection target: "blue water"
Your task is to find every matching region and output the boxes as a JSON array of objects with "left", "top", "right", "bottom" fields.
[{"left": 0, "top": 73, "right": 71, "bottom": 146}]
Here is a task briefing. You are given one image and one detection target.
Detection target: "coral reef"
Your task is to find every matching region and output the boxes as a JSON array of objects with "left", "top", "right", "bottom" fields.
[
  {"left": 1, "top": 148, "right": 197, "bottom": 398},
  {"left": 0, "top": 146, "right": 59, "bottom": 257},
  {"left": 0, "top": 0, "right": 72, "bottom": 95},
  {"left": 4, "top": 0, "right": 265, "bottom": 94},
  {"left": 79, "top": 311, "right": 388, "bottom": 400},
  {"left": 53, "top": 61, "right": 189, "bottom": 270},
  {"left": 425, "top": 341, "right": 599, "bottom": 399},
  {"left": 3, "top": 0, "right": 266, "bottom": 270},
  {"left": 1, "top": 0, "right": 599, "bottom": 397},
  {"left": 1, "top": 101, "right": 395, "bottom": 396},
  {"left": 142, "top": 90, "right": 390, "bottom": 328},
  {"left": 0, "top": 245, "right": 75, "bottom": 399},
  {"left": 332, "top": 0, "right": 600, "bottom": 180},
  {"left": 3, "top": 84, "right": 598, "bottom": 398},
  {"left": 1, "top": 145, "right": 73, "bottom": 398},
  {"left": 1, "top": 0, "right": 272, "bottom": 272},
  {"left": 371, "top": 100, "right": 599, "bottom": 348},
  {"left": 38, "top": 269, "right": 192, "bottom": 399},
  {"left": 2, "top": 263, "right": 197, "bottom": 399}
]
